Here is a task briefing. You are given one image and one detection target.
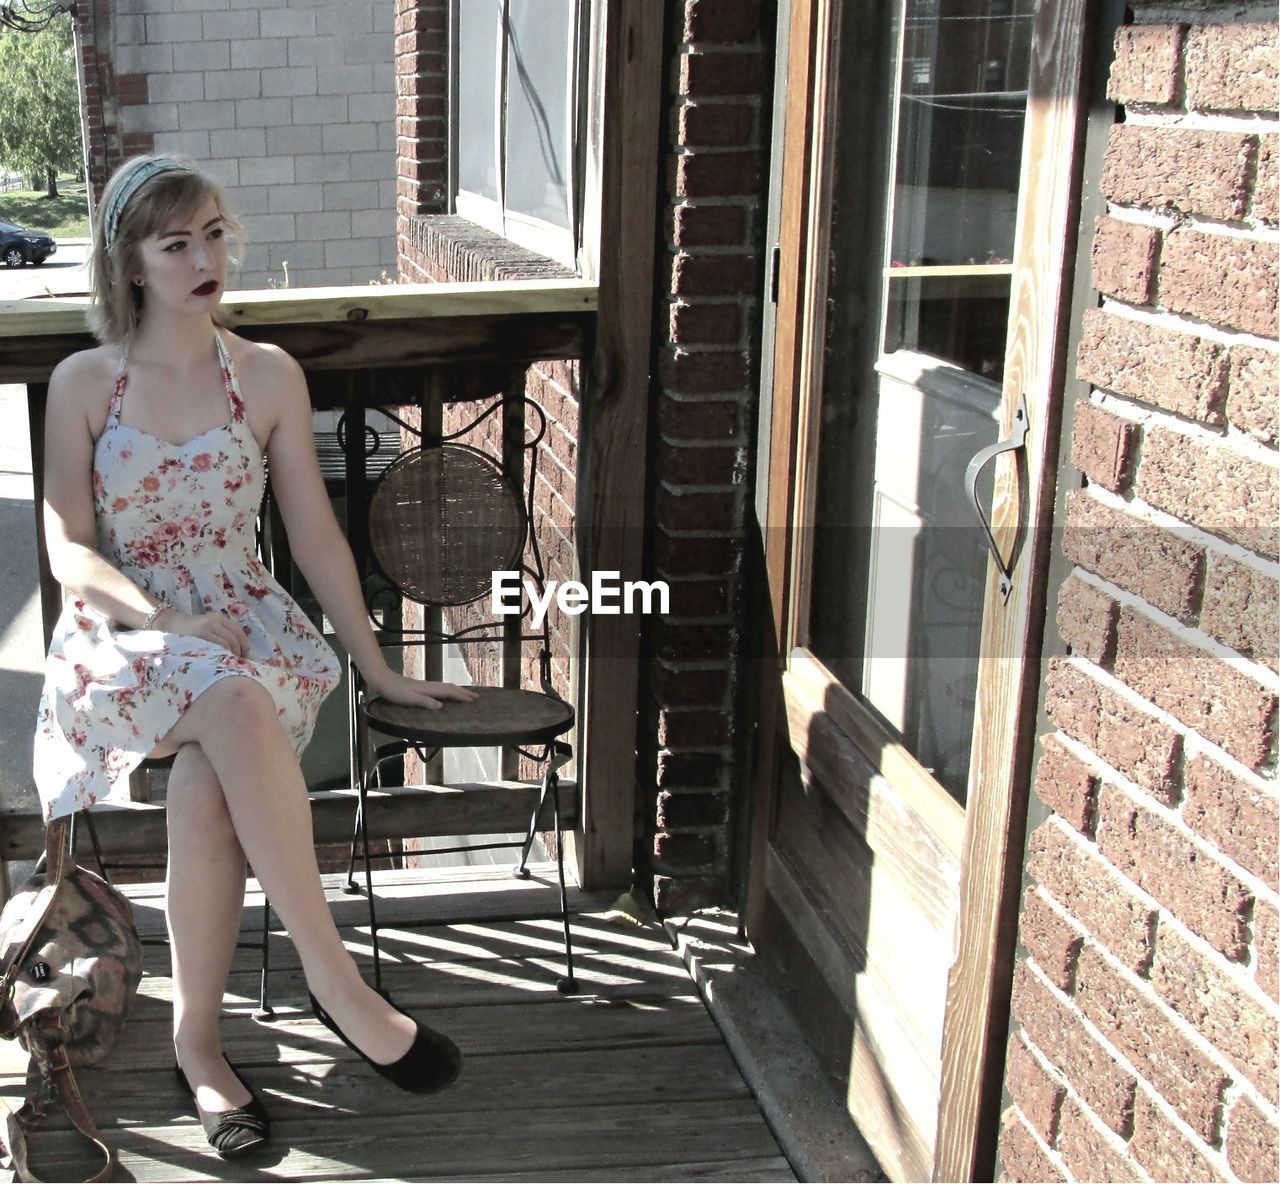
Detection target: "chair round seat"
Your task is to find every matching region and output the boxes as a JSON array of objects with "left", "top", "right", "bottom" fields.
[{"left": 363, "top": 685, "right": 574, "bottom": 747}]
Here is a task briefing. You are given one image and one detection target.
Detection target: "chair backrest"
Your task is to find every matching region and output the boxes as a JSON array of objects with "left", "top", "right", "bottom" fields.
[{"left": 368, "top": 442, "right": 528, "bottom": 607}]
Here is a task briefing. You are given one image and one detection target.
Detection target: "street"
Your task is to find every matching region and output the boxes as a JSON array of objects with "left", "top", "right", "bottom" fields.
[{"left": 0, "top": 239, "right": 89, "bottom": 819}]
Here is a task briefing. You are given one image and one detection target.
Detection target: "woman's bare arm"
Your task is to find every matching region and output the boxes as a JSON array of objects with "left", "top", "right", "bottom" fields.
[
  {"left": 42, "top": 352, "right": 159, "bottom": 628},
  {"left": 260, "top": 346, "right": 474, "bottom": 707}
]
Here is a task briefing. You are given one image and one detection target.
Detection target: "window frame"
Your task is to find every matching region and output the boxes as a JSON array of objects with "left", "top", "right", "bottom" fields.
[{"left": 448, "top": 0, "right": 592, "bottom": 272}]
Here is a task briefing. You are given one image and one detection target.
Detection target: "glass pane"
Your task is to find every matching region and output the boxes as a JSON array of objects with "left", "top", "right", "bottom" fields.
[
  {"left": 505, "top": 0, "right": 574, "bottom": 230},
  {"left": 884, "top": 0, "right": 1034, "bottom": 380},
  {"left": 806, "top": 0, "right": 1031, "bottom": 803},
  {"left": 457, "top": 0, "right": 502, "bottom": 201}
]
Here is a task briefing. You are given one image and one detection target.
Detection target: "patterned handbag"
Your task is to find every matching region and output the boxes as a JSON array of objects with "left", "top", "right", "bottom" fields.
[{"left": 0, "top": 816, "right": 143, "bottom": 1182}]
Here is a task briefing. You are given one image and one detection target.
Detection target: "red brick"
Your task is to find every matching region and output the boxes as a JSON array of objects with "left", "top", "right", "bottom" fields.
[
  {"left": 677, "top": 50, "right": 766, "bottom": 98},
  {"left": 1201, "top": 553, "right": 1279, "bottom": 673},
  {"left": 1227, "top": 346, "right": 1280, "bottom": 448},
  {"left": 651, "top": 663, "right": 729, "bottom": 708},
  {"left": 1227, "top": 1095, "right": 1280, "bottom": 1184},
  {"left": 653, "top": 830, "right": 717, "bottom": 868},
  {"left": 1012, "top": 964, "right": 1138, "bottom": 1137},
  {"left": 676, "top": 103, "right": 757, "bottom": 148},
  {"left": 1076, "top": 308, "right": 1228, "bottom": 426},
  {"left": 656, "top": 709, "right": 730, "bottom": 748},
  {"left": 655, "top": 748, "right": 723, "bottom": 787},
  {"left": 1062, "top": 492, "right": 1204, "bottom": 622},
  {"left": 1056, "top": 574, "right": 1119, "bottom": 666},
  {"left": 1129, "top": 1093, "right": 1224, "bottom": 1183},
  {"left": 669, "top": 251, "right": 759, "bottom": 297},
  {"left": 1108, "top": 24, "right": 1184, "bottom": 106},
  {"left": 1075, "top": 945, "right": 1229, "bottom": 1140},
  {"left": 1184, "top": 22, "right": 1280, "bottom": 115},
  {"left": 1034, "top": 733, "right": 1099, "bottom": 835},
  {"left": 1102, "top": 125, "right": 1253, "bottom": 221},
  {"left": 115, "top": 73, "right": 148, "bottom": 107},
  {"left": 1253, "top": 899, "right": 1278, "bottom": 1002},
  {"left": 653, "top": 531, "right": 741, "bottom": 575},
  {"left": 999, "top": 1110, "right": 1065, "bottom": 1183},
  {"left": 1159, "top": 228, "right": 1280, "bottom": 338},
  {"left": 655, "top": 789, "right": 729, "bottom": 828},
  {"left": 652, "top": 873, "right": 722, "bottom": 912},
  {"left": 665, "top": 579, "right": 729, "bottom": 618},
  {"left": 1091, "top": 216, "right": 1160, "bottom": 305},
  {"left": 672, "top": 150, "right": 762, "bottom": 199},
  {"left": 1072, "top": 401, "right": 1139, "bottom": 492},
  {"left": 1136, "top": 427, "right": 1280, "bottom": 560},
  {"left": 1151, "top": 926, "right": 1279, "bottom": 1104},
  {"left": 653, "top": 621, "right": 736, "bottom": 666},
  {"left": 1112, "top": 607, "right": 1277, "bottom": 770},
  {"left": 1005, "top": 1035, "right": 1064, "bottom": 1144},
  {"left": 671, "top": 204, "right": 749, "bottom": 248},
  {"left": 1254, "top": 135, "right": 1278, "bottom": 225},
  {"left": 659, "top": 349, "right": 750, "bottom": 395},
  {"left": 1026, "top": 820, "right": 1156, "bottom": 975},
  {"left": 655, "top": 441, "right": 746, "bottom": 485},
  {"left": 681, "top": 0, "right": 763, "bottom": 43},
  {"left": 1044, "top": 659, "right": 1183, "bottom": 805},
  {"left": 656, "top": 488, "right": 739, "bottom": 532},
  {"left": 658, "top": 397, "right": 741, "bottom": 442},
  {"left": 1055, "top": 1096, "right": 1145, "bottom": 1183},
  {"left": 670, "top": 301, "right": 743, "bottom": 345},
  {"left": 1184, "top": 755, "right": 1279, "bottom": 890},
  {"left": 1019, "top": 887, "right": 1085, "bottom": 990},
  {"left": 1097, "top": 783, "right": 1254, "bottom": 960}
]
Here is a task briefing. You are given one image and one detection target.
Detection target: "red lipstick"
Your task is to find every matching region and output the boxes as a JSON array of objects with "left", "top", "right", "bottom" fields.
[{"left": 192, "top": 280, "right": 218, "bottom": 296}]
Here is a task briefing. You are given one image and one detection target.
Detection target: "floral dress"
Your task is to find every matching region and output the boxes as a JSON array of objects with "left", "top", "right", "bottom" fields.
[{"left": 33, "top": 330, "right": 342, "bottom": 822}]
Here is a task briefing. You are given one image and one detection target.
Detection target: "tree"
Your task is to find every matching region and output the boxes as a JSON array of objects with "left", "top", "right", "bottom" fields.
[{"left": 0, "top": 18, "right": 80, "bottom": 198}]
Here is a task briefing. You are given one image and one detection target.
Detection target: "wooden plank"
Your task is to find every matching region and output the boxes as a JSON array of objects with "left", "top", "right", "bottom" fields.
[
  {"left": 934, "top": 2, "right": 1094, "bottom": 1179},
  {"left": 13, "top": 1099, "right": 784, "bottom": 1183},
  {"left": 787, "top": 652, "right": 965, "bottom": 861},
  {"left": 460, "top": 1158, "right": 795, "bottom": 1182},
  {"left": 781, "top": 667, "right": 962, "bottom": 925},
  {"left": 765, "top": 848, "right": 935, "bottom": 1184},
  {"left": 0, "top": 780, "right": 580, "bottom": 861},
  {"left": 773, "top": 764, "right": 951, "bottom": 1061},
  {"left": 575, "top": 0, "right": 666, "bottom": 890},
  {"left": 0, "top": 280, "right": 597, "bottom": 338}
]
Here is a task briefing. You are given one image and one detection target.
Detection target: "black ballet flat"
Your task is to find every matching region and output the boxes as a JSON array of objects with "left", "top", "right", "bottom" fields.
[
  {"left": 309, "top": 991, "right": 462, "bottom": 1094},
  {"left": 174, "top": 1059, "right": 271, "bottom": 1158}
]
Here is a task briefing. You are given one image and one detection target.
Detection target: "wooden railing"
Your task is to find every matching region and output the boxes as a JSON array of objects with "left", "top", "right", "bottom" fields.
[{"left": 0, "top": 281, "right": 597, "bottom": 870}]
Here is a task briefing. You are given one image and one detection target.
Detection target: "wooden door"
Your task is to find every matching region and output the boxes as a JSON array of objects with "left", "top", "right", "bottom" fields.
[{"left": 748, "top": 1, "right": 1094, "bottom": 1179}]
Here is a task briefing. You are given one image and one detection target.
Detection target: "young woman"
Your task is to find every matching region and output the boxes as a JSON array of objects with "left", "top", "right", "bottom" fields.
[{"left": 33, "top": 155, "right": 475, "bottom": 1157}]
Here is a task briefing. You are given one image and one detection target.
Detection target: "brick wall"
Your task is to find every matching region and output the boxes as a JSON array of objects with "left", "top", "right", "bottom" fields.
[
  {"left": 644, "top": 0, "right": 769, "bottom": 911},
  {"left": 75, "top": 0, "right": 397, "bottom": 288},
  {"left": 999, "top": 8, "right": 1279, "bottom": 1183}
]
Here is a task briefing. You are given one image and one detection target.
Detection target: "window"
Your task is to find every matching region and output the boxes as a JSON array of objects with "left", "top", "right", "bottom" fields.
[{"left": 450, "top": 0, "right": 587, "bottom": 269}]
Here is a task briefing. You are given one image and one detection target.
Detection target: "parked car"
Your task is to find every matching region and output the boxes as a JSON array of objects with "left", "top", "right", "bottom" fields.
[{"left": 0, "top": 221, "right": 56, "bottom": 267}]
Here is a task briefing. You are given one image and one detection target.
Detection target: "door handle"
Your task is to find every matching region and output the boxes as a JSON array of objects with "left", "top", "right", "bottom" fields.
[{"left": 964, "top": 394, "right": 1029, "bottom": 605}]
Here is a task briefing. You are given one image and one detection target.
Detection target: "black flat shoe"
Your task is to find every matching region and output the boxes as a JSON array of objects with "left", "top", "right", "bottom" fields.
[
  {"left": 309, "top": 991, "right": 462, "bottom": 1094},
  {"left": 174, "top": 1059, "right": 270, "bottom": 1158}
]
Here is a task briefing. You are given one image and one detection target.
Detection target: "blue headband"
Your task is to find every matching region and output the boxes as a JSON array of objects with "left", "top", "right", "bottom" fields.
[{"left": 103, "top": 158, "right": 194, "bottom": 249}]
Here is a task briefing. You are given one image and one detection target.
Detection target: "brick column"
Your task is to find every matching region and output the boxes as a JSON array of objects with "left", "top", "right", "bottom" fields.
[
  {"left": 641, "top": 0, "right": 771, "bottom": 911},
  {"left": 999, "top": 10, "right": 1279, "bottom": 1184}
]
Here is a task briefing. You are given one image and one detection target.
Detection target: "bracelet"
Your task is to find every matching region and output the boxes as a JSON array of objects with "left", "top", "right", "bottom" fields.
[{"left": 141, "top": 601, "right": 170, "bottom": 630}]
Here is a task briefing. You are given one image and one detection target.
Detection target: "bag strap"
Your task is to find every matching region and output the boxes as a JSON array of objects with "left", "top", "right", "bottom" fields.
[
  {"left": 0, "top": 1047, "right": 115, "bottom": 1183},
  {"left": 0, "top": 819, "right": 114, "bottom": 1183},
  {"left": 0, "top": 819, "right": 72, "bottom": 1005}
]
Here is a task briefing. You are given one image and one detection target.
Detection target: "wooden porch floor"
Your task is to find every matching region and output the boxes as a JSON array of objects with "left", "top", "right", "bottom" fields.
[{"left": 1, "top": 866, "right": 795, "bottom": 1182}]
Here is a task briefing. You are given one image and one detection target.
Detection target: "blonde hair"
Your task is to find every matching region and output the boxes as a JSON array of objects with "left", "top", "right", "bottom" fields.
[{"left": 87, "top": 155, "right": 246, "bottom": 346}]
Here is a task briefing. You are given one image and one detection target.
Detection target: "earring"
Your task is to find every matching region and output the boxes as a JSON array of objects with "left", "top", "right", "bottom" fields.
[{"left": 132, "top": 278, "right": 144, "bottom": 287}]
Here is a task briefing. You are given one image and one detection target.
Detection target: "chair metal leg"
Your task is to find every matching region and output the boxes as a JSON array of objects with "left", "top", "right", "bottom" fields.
[
  {"left": 550, "top": 771, "right": 577, "bottom": 994},
  {"left": 254, "top": 898, "right": 276, "bottom": 1021},
  {"left": 344, "top": 789, "right": 363, "bottom": 893},
  {"left": 355, "top": 768, "right": 384, "bottom": 996},
  {"left": 80, "top": 810, "right": 110, "bottom": 884},
  {"left": 514, "top": 760, "right": 555, "bottom": 880}
]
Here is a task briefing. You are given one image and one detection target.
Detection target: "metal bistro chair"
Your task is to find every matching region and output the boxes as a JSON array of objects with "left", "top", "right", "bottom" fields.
[{"left": 346, "top": 392, "right": 578, "bottom": 996}]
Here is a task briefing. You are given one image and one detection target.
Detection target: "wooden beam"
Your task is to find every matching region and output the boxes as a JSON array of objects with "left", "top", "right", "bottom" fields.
[
  {"left": 574, "top": 0, "right": 665, "bottom": 890},
  {"left": 0, "top": 781, "right": 579, "bottom": 862}
]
